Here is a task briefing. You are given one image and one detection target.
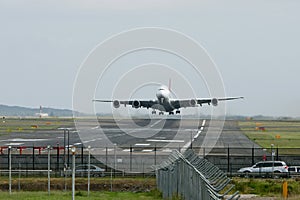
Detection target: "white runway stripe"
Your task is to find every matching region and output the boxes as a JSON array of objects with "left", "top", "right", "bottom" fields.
[
  {"left": 146, "top": 139, "right": 184, "bottom": 143},
  {"left": 135, "top": 143, "right": 150, "bottom": 146},
  {"left": 91, "top": 126, "right": 99, "bottom": 130},
  {"left": 142, "top": 149, "right": 153, "bottom": 152}
]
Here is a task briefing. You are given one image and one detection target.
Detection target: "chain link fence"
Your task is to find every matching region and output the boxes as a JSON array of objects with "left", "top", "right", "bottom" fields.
[{"left": 155, "top": 149, "right": 240, "bottom": 200}]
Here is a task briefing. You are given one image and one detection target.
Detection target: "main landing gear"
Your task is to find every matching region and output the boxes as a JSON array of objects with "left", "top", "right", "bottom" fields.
[
  {"left": 169, "top": 110, "right": 180, "bottom": 115},
  {"left": 151, "top": 110, "right": 180, "bottom": 115},
  {"left": 152, "top": 110, "right": 164, "bottom": 115}
]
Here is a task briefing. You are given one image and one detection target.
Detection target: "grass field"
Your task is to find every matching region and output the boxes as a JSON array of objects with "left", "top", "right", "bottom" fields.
[
  {"left": 0, "top": 118, "right": 74, "bottom": 133},
  {"left": 232, "top": 177, "right": 300, "bottom": 200},
  {"left": 239, "top": 120, "right": 300, "bottom": 154},
  {"left": 0, "top": 177, "right": 299, "bottom": 199},
  {"left": 0, "top": 191, "right": 163, "bottom": 200},
  {"left": 0, "top": 177, "right": 156, "bottom": 191},
  {"left": 0, "top": 177, "right": 161, "bottom": 200}
]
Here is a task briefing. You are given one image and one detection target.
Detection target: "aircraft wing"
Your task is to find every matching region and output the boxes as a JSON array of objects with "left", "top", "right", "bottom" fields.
[
  {"left": 93, "top": 99, "right": 158, "bottom": 108},
  {"left": 170, "top": 97, "right": 244, "bottom": 108}
]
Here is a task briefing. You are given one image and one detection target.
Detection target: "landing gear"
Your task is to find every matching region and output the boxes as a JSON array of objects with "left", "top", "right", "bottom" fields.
[
  {"left": 151, "top": 110, "right": 156, "bottom": 115},
  {"left": 159, "top": 111, "right": 164, "bottom": 115},
  {"left": 176, "top": 110, "right": 180, "bottom": 114},
  {"left": 169, "top": 111, "right": 174, "bottom": 115}
]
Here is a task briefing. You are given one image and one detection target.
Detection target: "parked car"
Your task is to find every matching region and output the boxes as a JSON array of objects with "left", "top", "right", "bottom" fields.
[
  {"left": 238, "top": 161, "right": 288, "bottom": 177},
  {"left": 64, "top": 164, "right": 105, "bottom": 177},
  {"left": 288, "top": 166, "right": 300, "bottom": 176}
]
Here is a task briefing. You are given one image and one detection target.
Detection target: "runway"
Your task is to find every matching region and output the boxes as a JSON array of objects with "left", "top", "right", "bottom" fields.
[
  {"left": 0, "top": 118, "right": 259, "bottom": 154},
  {"left": 0, "top": 118, "right": 262, "bottom": 172}
]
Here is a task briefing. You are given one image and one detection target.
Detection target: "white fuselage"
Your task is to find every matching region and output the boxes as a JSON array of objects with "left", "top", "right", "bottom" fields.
[
  {"left": 156, "top": 86, "right": 170, "bottom": 103},
  {"left": 154, "top": 86, "right": 175, "bottom": 112}
]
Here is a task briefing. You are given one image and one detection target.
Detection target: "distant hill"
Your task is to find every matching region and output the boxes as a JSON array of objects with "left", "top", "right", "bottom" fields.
[{"left": 0, "top": 104, "right": 80, "bottom": 117}]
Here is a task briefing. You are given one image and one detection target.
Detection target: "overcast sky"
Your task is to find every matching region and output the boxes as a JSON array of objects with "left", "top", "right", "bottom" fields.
[{"left": 0, "top": 0, "right": 299, "bottom": 117}]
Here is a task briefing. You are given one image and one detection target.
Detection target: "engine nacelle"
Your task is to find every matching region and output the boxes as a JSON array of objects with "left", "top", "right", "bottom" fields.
[
  {"left": 212, "top": 98, "right": 218, "bottom": 106},
  {"left": 132, "top": 100, "right": 141, "bottom": 108},
  {"left": 189, "top": 99, "right": 197, "bottom": 107},
  {"left": 113, "top": 100, "right": 120, "bottom": 108}
]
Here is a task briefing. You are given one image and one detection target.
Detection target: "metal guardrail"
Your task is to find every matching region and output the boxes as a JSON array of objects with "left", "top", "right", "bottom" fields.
[{"left": 154, "top": 150, "right": 240, "bottom": 200}]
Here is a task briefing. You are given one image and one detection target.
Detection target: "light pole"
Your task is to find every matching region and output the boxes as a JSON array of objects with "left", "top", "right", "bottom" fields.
[
  {"left": 47, "top": 145, "right": 51, "bottom": 196},
  {"left": 71, "top": 146, "right": 76, "bottom": 200},
  {"left": 8, "top": 146, "right": 11, "bottom": 195},
  {"left": 87, "top": 146, "right": 91, "bottom": 197},
  {"left": 63, "top": 129, "right": 66, "bottom": 168},
  {"left": 68, "top": 129, "right": 70, "bottom": 167}
]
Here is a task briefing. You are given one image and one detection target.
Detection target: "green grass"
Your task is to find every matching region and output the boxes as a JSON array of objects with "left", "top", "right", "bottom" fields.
[
  {"left": 239, "top": 120, "right": 300, "bottom": 154},
  {"left": 0, "top": 191, "right": 162, "bottom": 200},
  {"left": 232, "top": 177, "right": 300, "bottom": 199},
  {"left": 0, "top": 118, "right": 74, "bottom": 133}
]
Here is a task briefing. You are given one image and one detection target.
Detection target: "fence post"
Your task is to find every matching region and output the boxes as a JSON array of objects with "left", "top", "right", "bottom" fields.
[
  {"left": 32, "top": 146, "right": 35, "bottom": 170},
  {"left": 276, "top": 146, "right": 279, "bottom": 161},
  {"left": 252, "top": 146, "right": 254, "bottom": 165},
  {"left": 227, "top": 146, "right": 230, "bottom": 173},
  {"left": 8, "top": 146, "right": 12, "bottom": 195},
  {"left": 56, "top": 143, "right": 59, "bottom": 171},
  {"left": 130, "top": 145, "right": 132, "bottom": 172},
  {"left": 81, "top": 145, "right": 84, "bottom": 165},
  {"left": 105, "top": 147, "right": 108, "bottom": 172},
  {"left": 47, "top": 145, "right": 51, "bottom": 196},
  {"left": 154, "top": 145, "right": 157, "bottom": 166}
]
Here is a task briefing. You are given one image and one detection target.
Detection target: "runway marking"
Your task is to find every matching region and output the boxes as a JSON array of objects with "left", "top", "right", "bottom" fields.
[
  {"left": 102, "top": 149, "right": 114, "bottom": 152},
  {"left": 73, "top": 143, "right": 82, "bottom": 146},
  {"left": 181, "top": 141, "right": 192, "bottom": 153},
  {"left": 0, "top": 138, "right": 48, "bottom": 142},
  {"left": 135, "top": 143, "right": 150, "bottom": 146},
  {"left": 142, "top": 149, "right": 153, "bottom": 152},
  {"left": 200, "top": 127, "right": 204, "bottom": 131},
  {"left": 5, "top": 143, "right": 24, "bottom": 146},
  {"left": 122, "top": 149, "right": 131, "bottom": 152},
  {"left": 146, "top": 139, "right": 184, "bottom": 143},
  {"left": 194, "top": 130, "right": 201, "bottom": 139},
  {"left": 202, "top": 120, "right": 206, "bottom": 127},
  {"left": 91, "top": 126, "right": 99, "bottom": 130},
  {"left": 162, "top": 148, "right": 172, "bottom": 152}
]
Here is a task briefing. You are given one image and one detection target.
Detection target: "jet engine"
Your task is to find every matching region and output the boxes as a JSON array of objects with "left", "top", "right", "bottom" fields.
[
  {"left": 132, "top": 100, "right": 141, "bottom": 108},
  {"left": 212, "top": 98, "right": 218, "bottom": 106},
  {"left": 113, "top": 100, "right": 120, "bottom": 108},
  {"left": 189, "top": 99, "right": 197, "bottom": 107}
]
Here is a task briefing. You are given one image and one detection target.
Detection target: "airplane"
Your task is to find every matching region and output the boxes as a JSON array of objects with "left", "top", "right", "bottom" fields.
[
  {"left": 93, "top": 81, "right": 243, "bottom": 115},
  {"left": 35, "top": 105, "right": 49, "bottom": 118}
]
